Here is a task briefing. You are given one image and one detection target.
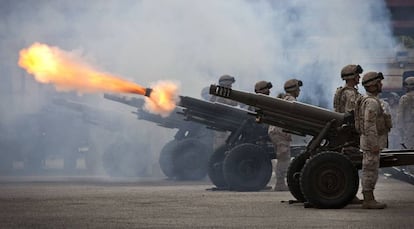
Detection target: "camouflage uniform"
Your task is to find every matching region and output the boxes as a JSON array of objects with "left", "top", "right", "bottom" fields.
[
  {"left": 333, "top": 86, "right": 360, "bottom": 113},
  {"left": 359, "top": 93, "right": 389, "bottom": 192},
  {"left": 268, "top": 93, "right": 295, "bottom": 191},
  {"left": 397, "top": 91, "right": 414, "bottom": 149},
  {"left": 334, "top": 64, "right": 362, "bottom": 203},
  {"left": 210, "top": 75, "right": 237, "bottom": 150},
  {"left": 357, "top": 71, "right": 389, "bottom": 209},
  {"left": 384, "top": 92, "right": 400, "bottom": 149},
  {"left": 396, "top": 77, "right": 414, "bottom": 174},
  {"left": 268, "top": 79, "right": 302, "bottom": 191},
  {"left": 333, "top": 64, "right": 363, "bottom": 113}
]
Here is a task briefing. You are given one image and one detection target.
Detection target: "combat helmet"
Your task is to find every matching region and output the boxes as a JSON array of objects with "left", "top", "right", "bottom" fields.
[
  {"left": 341, "top": 64, "right": 363, "bottom": 80},
  {"left": 403, "top": 76, "right": 414, "bottom": 90},
  {"left": 284, "top": 79, "right": 303, "bottom": 92},
  {"left": 254, "top": 81, "right": 272, "bottom": 94},
  {"left": 218, "top": 75, "right": 235, "bottom": 86},
  {"left": 362, "top": 72, "right": 384, "bottom": 87}
]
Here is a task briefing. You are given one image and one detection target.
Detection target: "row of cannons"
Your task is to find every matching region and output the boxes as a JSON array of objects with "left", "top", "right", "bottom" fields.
[
  {"left": 9, "top": 84, "right": 412, "bottom": 209},
  {"left": 103, "top": 84, "right": 414, "bottom": 209}
]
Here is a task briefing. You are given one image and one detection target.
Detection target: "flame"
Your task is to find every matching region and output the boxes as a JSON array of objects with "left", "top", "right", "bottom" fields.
[
  {"left": 18, "top": 42, "right": 146, "bottom": 94},
  {"left": 145, "top": 81, "right": 180, "bottom": 117},
  {"left": 18, "top": 42, "right": 179, "bottom": 116}
]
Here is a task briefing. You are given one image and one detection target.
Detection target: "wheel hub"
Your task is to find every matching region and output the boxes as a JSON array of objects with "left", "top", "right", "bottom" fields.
[
  {"left": 238, "top": 159, "right": 257, "bottom": 178},
  {"left": 316, "top": 167, "right": 345, "bottom": 198}
]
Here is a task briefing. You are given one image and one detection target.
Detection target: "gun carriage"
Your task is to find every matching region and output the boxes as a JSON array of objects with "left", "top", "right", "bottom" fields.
[
  {"left": 104, "top": 93, "right": 304, "bottom": 189},
  {"left": 210, "top": 85, "right": 414, "bottom": 209}
]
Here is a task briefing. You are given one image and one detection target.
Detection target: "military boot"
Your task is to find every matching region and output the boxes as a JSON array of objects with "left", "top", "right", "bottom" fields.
[
  {"left": 362, "top": 191, "right": 387, "bottom": 209},
  {"left": 350, "top": 196, "right": 363, "bottom": 204}
]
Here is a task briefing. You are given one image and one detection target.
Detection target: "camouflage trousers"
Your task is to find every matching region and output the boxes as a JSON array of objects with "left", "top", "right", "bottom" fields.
[
  {"left": 274, "top": 142, "right": 291, "bottom": 184},
  {"left": 361, "top": 150, "right": 380, "bottom": 192}
]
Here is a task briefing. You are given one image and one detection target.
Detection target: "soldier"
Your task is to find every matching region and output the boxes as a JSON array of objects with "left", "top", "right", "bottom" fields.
[
  {"left": 383, "top": 92, "right": 400, "bottom": 149},
  {"left": 333, "top": 64, "right": 363, "bottom": 113},
  {"left": 210, "top": 75, "right": 238, "bottom": 150},
  {"left": 333, "top": 64, "right": 363, "bottom": 204},
  {"left": 244, "top": 80, "right": 272, "bottom": 111},
  {"left": 397, "top": 76, "right": 414, "bottom": 149},
  {"left": 254, "top": 80, "right": 272, "bottom": 96},
  {"left": 268, "top": 79, "right": 302, "bottom": 191},
  {"left": 210, "top": 75, "right": 238, "bottom": 106},
  {"left": 356, "top": 72, "right": 391, "bottom": 209}
]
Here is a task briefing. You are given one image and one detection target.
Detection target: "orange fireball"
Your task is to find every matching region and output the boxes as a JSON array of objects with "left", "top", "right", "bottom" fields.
[
  {"left": 18, "top": 42, "right": 146, "bottom": 94},
  {"left": 18, "top": 42, "right": 179, "bottom": 116}
]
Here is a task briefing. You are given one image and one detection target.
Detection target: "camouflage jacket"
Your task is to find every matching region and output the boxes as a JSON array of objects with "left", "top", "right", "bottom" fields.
[
  {"left": 397, "top": 91, "right": 414, "bottom": 142},
  {"left": 397, "top": 91, "right": 414, "bottom": 125},
  {"left": 268, "top": 93, "right": 296, "bottom": 143},
  {"left": 333, "top": 85, "right": 360, "bottom": 113},
  {"left": 358, "top": 93, "right": 390, "bottom": 151}
]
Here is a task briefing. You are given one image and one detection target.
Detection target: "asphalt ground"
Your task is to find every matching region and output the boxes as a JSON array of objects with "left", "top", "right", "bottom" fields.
[{"left": 0, "top": 175, "right": 413, "bottom": 229}]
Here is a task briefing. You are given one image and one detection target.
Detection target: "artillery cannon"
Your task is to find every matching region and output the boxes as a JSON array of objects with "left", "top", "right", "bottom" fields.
[
  {"left": 105, "top": 93, "right": 305, "bottom": 188},
  {"left": 209, "top": 85, "right": 414, "bottom": 208}
]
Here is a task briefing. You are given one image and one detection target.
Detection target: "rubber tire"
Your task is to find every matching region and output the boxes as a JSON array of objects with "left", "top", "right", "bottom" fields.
[
  {"left": 171, "top": 138, "right": 210, "bottom": 180},
  {"left": 223, "top": 143, "right": 272, "bottom": 191},
  {"left": 207, "top": 145, "right": 230, "bottom": 188},
  {"left": 287, "top": 152, "right": 309, "bottom": 202},
  {"left": 159, "top": 140, "right": 179, "bottom": 178},
  {"left": 300, "top": 151, "right": 359, "bottom": 209}
]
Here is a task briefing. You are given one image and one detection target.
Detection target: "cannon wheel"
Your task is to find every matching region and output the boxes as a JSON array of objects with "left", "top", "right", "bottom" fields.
[
  {"left": 207, "top": 145, "right": 230, "bottom": 188},
  {"left": 300, "top": 151, "right": 359, "bottom": 209},
  {"left": 287, "top": 152, "right": 309, "bottom": 202},
  {"left": 159, "top": 140, "right": 179, "bottom": 179},
  {"left": 223, "top": 143, "right": 272, "bottom": 191},
  {"left": 171, "top": 138, "right": 210, "bottom": 180}
]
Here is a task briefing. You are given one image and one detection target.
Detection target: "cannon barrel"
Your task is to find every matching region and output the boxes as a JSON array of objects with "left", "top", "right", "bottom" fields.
[
  {"left": 209, "top": 85, "right": 347, "bottom": 137},
  {"left": 103, "top": 93, "right": 145, "bottom": 108}
]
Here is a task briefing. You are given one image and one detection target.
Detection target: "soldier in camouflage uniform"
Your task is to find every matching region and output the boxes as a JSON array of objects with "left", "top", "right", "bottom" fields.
[
  {"left": 383, "top": 92, "right": 400, "bottom": 149},
  {"left": 396, "top": 77, "right": 414, "bottom": 174},
  {"left": 334, "top": 64, "right": 363, "bottom": 204},
  {"left": 357, "top": 72, "right": 391, "bottom": 209},
  {"left": 268, "top": 79, "right": 302, "bottom": 191},
  {"left": 254, "top": 80, "right": 272, "bottom": 96},
  {"left": 210, "top": 75, "right": 238, "bottom": 106},
  {"left": 210, "top": 75, "right": 238, "bottom": 150},
  {"left": 333, "top": 64, "right": 363, "bottom": 113},
  {"left": 397, "top": 76, "right": 414, "bottom": 149}
]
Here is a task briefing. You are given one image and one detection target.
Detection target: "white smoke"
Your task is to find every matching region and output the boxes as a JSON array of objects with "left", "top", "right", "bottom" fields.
[
  {"left": 0, "top": 0, "right": 396, "bottom": 176},
  {"left": 1, "top": 0, "right": 395, "bottom": 103}
]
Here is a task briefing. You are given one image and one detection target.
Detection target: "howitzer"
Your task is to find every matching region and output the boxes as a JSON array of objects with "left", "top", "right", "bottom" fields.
[
  {"left": 104, "top": 93, "right": 305, "bottom": 190},
  {"left": 104, "top": 93, "right": 225, "bottom": 181},
  {"left": 103, "top": 93, "right": 253, "bottom": 134},
  {"left": 210, "top": 85, "right": 414, "bottom": 208}
]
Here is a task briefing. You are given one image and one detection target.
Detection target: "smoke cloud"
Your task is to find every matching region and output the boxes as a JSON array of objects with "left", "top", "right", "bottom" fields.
[{"left": 0, "top": 0, "right": 396, "bottom": 176}]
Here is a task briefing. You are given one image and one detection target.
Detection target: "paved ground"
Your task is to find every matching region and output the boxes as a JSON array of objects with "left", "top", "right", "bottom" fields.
[{"left": 0, "top": 175, "right": 413, "bottom": 229}]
